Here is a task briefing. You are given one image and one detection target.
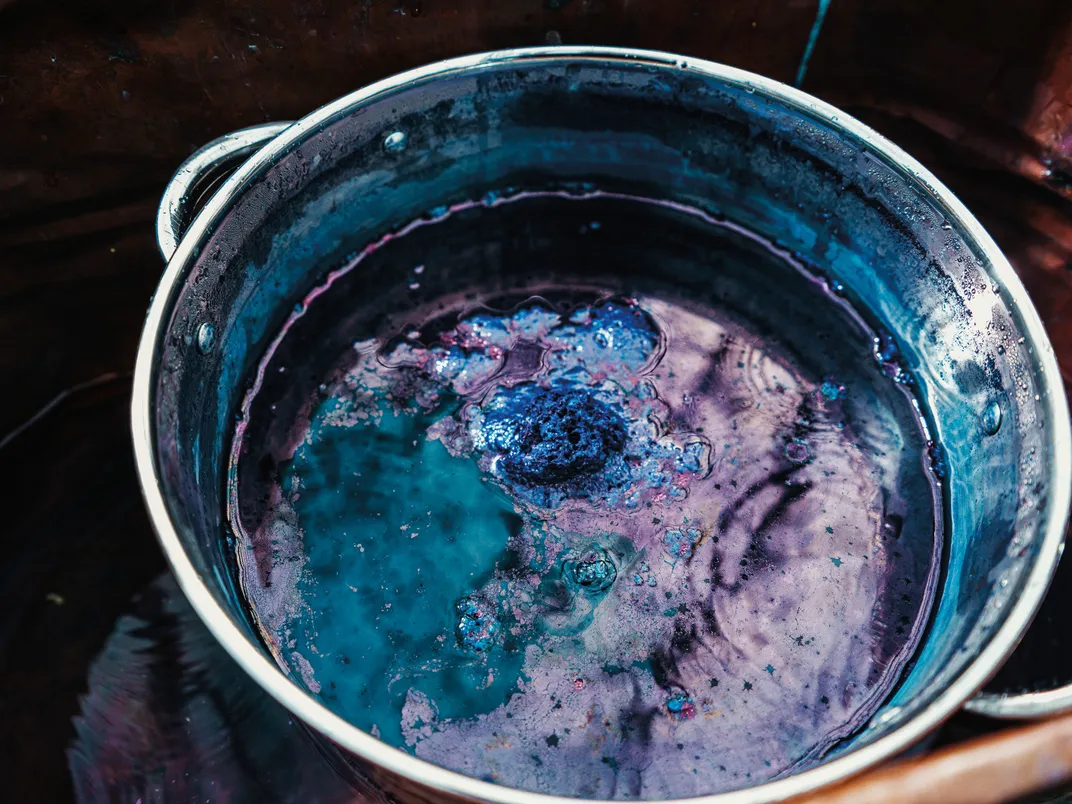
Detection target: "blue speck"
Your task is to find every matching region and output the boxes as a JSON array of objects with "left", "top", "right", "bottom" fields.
[{"left": 820, "top": 378, "right": 845, "bottom": 400}]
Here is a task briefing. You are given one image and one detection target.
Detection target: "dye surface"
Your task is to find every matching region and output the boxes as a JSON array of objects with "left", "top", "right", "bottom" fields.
[{"left": 228, "top": 194, "right": 942, "bottom": 799}]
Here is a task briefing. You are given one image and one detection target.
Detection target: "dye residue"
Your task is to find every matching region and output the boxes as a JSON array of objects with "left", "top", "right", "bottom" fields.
[{"left": 228, "top": 192, "right": 942, "bottom": 799}]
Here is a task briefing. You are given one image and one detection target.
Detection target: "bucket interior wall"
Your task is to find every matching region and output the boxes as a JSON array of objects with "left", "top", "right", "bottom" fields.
[{"left": 150, "top": 55, "right": 1056, "bottom": 768}]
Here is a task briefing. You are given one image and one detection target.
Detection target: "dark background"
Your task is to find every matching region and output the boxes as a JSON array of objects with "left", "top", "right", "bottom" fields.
[{"left": 3, "top": 1, "right": 1072, "bottom": 801}]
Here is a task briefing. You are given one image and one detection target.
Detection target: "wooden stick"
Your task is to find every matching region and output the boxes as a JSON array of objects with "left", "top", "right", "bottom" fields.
[{"left": 789, "top": 713, "right": 1072, "bottom": 804}]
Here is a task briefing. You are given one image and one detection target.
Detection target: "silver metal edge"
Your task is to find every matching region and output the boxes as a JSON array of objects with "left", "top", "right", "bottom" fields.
[
  {"left": 131, "top": 46, "right": 1072, "bottom": 803},
  {"left": 155, "top": 122, "right": 294, "bottom": 261},
  {"left": 966, "top": 686, "right": 1072, "bottom": 719},
  {"left": 965, "top": 574, "right": 1072, "bottom": 719}
]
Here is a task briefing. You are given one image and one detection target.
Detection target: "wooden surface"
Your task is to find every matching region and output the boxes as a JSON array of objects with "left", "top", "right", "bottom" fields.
[
  {"left": 789, "top": 713, "right": 1072, "bottom": 804},
  {"left": 2, "top": 1, "right": 1072, "bottom": 802}
]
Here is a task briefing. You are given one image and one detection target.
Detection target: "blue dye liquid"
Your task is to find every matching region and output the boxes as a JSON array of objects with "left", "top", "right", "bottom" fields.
[{"left": 229, "top": 192, "right": 942, "bottom": 799}]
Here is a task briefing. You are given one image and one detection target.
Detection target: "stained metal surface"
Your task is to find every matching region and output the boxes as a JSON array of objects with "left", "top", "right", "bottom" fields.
[{"left": 131, "top": 47, "right": 1072, "bottom": 802}]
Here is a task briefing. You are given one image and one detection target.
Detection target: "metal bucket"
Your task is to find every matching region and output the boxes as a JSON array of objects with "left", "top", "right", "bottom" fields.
[{"left": 132, "top": 47, "right": 1072, "bottom": 802}]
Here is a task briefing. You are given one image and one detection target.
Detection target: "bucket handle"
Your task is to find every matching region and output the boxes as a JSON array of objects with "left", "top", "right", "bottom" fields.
[{"left": 155, "top": 122, "right": 293, "bottom": 262}]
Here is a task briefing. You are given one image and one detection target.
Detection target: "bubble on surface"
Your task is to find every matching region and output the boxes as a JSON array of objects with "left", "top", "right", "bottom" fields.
[
  {"left": 819, "top": 376, "right": 845, "bottom": 401},
  {"left": 874, "top": 333, "right": 912, "bottom": 385},
  {"left": 456, "top": 594, "right": 500, "bottom": 652},
  {"left": 565, "top": 547, "right": 618, "bottom": 592},
  {"left": 666, "top": 692, "right": 697, "bottom": 721},
  {"left": 785, "top": 440, "right": 810, "bottom": 463},
  {"left": 662, "top": 526, "right": 702, "bottom": 561}
]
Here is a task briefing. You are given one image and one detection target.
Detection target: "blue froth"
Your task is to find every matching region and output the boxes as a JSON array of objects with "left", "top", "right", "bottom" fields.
[
  {"left": 456, "top": 594, "right": 501, "bottom": 652},
  {"left": 500, "top": 388, "right": 627, "bottom": 486},
  {"left": 564, "top": 547, "right": 618, "bottom": 592}
]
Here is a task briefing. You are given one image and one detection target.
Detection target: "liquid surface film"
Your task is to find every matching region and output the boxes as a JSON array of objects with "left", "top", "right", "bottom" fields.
[{"left": 228, "top": 193, "right": 942, "bottom": 799}]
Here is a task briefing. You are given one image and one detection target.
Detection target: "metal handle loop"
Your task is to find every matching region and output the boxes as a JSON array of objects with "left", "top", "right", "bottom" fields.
[
  {"left": 156, "top": 122, "right": 293, "bottom": 262},
  {"left": 966, "top": 684, "right": 1072, "bottom": 720}
]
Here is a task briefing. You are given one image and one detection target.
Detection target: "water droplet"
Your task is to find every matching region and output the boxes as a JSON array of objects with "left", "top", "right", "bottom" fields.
[
  {"left": 981, "top": 400, "right": 1002, "bottom": 436},
  {"left": 785, "top": 440, "right": 810, "bottom": 463},
  {"left": 383, "top": 130, "right": 408, "bottom": 153},
  {"left": 196, "top": 322, "right": 216, "bottom": 354}
]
